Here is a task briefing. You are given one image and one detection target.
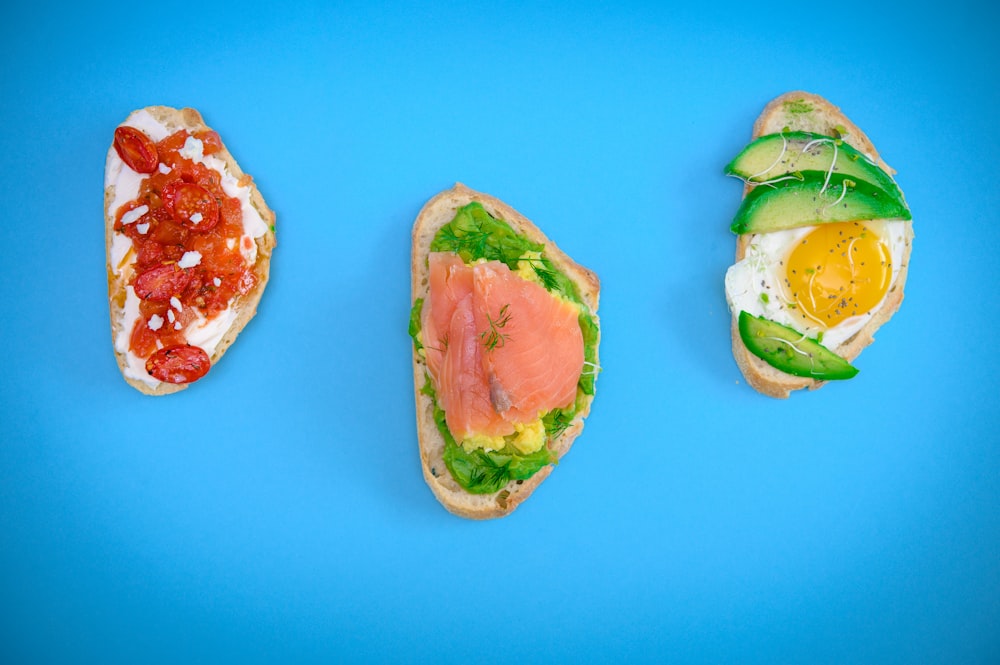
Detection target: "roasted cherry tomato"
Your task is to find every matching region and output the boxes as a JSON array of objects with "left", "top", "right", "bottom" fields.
[
  {"left": 134, "top": 263, "right": 193, "bottom": 301},
  {"left": 161, "top": 181, "right": 220, "bottom": 232},
  {"left": 145, "top": 344, "right": 211, "bottom": 384},
  {"left": 114, "top": 126, "right": 159, "bottom": 174},
  {"left": 150, "top": 215, "right": 190, "bottom": 246},
  {"left": 195, "top": 130, "right": 223, "bottom": 155},
  {"left": 128, "top": 316, "right": 160, "bottom": 360},
  {"left": 134, "top": 240, "right": 166, "bottom": 270}
]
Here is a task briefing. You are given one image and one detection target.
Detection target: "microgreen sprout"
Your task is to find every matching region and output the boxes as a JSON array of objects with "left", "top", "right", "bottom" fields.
[
  {"left": 821, "top": 178, "right": 852, "bottom": 213},
  {"left": 745, "top": 132, "right": 789, "bottom": 182}
]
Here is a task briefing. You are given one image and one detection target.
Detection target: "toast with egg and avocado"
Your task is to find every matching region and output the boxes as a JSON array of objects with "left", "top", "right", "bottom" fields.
[
  {"left": 724, "top": 91, "right": 913, "bottom": 398},
  {"left": 409, "top": 184, "right": 600, "bottom": 519},
  {"left": 105, "top": 106, "right": 276, "bottom": 395}
]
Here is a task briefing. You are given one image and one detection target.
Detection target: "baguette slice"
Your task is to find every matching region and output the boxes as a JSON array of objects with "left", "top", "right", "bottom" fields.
[
  {"left": 729, "top": 91, "right": 913, "bottom": 398},
  {"left": 105, "top": 106, "right": 276, "bottom": 395},
  {"left": 411, "top": 184, "right": 600, "bottom": 518}
]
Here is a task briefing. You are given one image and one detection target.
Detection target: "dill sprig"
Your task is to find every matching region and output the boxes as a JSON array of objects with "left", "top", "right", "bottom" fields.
[
  {"left": 479, "top": 304, "right": 512, "bottom": 351},
  {"left": 515, "top": 254, "right": 583, "bottom": 302},
  {"left": 527, "top": 258, "right": 561, "bottom": 291},
  {"left": 424, "top": 333, "right": 449, "bottom": 354},
  {"left": 435, "top": 224, "right": 492, "bottom": 259},
  {"left": 467, "top": 453, "right": 511, "bottom": 491},
  {"left": 543, "top": 409, "right": 572, "bottom": 440}
]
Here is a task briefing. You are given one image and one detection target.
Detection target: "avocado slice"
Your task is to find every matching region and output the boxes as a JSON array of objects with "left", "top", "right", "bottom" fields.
[
  {"left": 738, "top": 311, "right": 858, "bottom": 380},
  {"left": 725, "top": 131, "right": 904, "bottom": 204},
  {"left": 731, "top": 171, "right": 911, "bottom": 235}
]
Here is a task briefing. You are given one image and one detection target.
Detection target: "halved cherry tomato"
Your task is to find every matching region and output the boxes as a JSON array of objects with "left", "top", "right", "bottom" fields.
[
  {"left": 129, "top": 317, "right": 160, "bottom": 360},
  {"left": 195, "top": 130, "right": 223, "bottom": 155},
  {"left": 161, "top": 181, "right": 220, "bottom": 232},
  {"left": 145, "top": 344, "right": 210, "bottom": 384},
  {"left": 157, "top": 129, "right": 191, "bottom": 155},
  {"left": 134, "top": 263, "right": 193, "bottom": 301},
  {"left": 114, "top": 126, "right": 158, "bottom": 174},
  {"left": 150, "top": 216, "right": 189, "bottom": 246},
  {"left": 135, "top": 240, "right": 166, "bottom": 270}
]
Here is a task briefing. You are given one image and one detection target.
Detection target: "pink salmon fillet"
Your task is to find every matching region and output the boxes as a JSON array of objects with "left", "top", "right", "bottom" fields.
[{"left": 422, "top": 252, "right": 583, "bottom": 441}]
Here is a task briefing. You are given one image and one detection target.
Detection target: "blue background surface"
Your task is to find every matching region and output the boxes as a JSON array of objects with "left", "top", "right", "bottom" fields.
[{"left": 2, "top": 1, "right": 998, "bottom": 662}]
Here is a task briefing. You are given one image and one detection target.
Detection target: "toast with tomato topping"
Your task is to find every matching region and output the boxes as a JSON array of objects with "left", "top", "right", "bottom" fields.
[
  {"left": 105, "top": 106, "right": 276, "bottom": 395},
  {"left": 410, "top": 184, "right": 601, "bottom": 519}
]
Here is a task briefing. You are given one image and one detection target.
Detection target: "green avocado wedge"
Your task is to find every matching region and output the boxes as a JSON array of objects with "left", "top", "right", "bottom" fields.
[
  {"left": 738, "top": 311, "right": 858, "bottom": 380},
  {"left": 730, "top": 170, "right": 911, "bottom": 235},
  {"left": 725, "top": 131, "right": 905, "bottom": 204}
]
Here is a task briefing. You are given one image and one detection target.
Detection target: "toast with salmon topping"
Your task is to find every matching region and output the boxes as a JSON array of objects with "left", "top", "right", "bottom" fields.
[
  {"left": 105, "top": 106, "right": 276, "bottom": 395},
  {"left": 409, "top": 184, "right": 600, "bottom": 518}
]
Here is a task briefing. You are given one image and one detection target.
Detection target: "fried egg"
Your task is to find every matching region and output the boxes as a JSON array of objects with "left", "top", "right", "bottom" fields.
[{"left": 725, "top": 219, "right": 909, "bottom": 349}]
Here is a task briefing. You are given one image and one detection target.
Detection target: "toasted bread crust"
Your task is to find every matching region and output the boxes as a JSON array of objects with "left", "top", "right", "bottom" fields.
[
  {"left": 105, "top": 106, "right": 276, "bottom": 395},
  {"left": 730, "top": 92, "right": 913, "bottom": 398},
  {"left": 411, "top": 184, "right": 600, "bottom": 518}
]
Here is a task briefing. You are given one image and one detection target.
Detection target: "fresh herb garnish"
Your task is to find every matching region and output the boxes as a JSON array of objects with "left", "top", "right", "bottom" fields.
[
  {"left": 542, "top": 408, "right": 573, "bottom": 440},
  {"left": 528, "top": 258, "right": 561, "bottom": 291},
  {"left": 520, "top": 255, "right": 584, "bottom": 303},
  {"left": 480, "top": 303, "right": 512, "bottom": 351}
]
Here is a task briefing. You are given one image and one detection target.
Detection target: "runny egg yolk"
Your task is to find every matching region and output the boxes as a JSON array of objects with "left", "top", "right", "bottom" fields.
[{"left": 784, "top": 221, "right": 891, "bottom": 329}]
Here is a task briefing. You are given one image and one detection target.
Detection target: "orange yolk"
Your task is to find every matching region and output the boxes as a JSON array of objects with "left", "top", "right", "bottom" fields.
[{"left": 784, "top": 221, "right": 891, "bottom": 329}]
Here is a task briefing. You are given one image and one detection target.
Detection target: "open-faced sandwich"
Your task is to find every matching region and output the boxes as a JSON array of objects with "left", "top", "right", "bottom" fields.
[
  {"left": 409, "top": 184, "right": 601, "bottom": 518},
  {"left": 724, "top": 91, "right": 913, "bottom": 398},
  {"left": 105, "top": 107, "right": 276, "bottom": 395}
]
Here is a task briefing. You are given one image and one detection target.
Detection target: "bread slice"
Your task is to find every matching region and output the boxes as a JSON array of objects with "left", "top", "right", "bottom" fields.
[
  {"left": 729, "top": 91, "right": 914, "bottom": 398},
  {"left": 105, "top": 106, "right": 276, "bottom": 395},
  {"left": 411, "top": 183, "right": 600, "bottom": 518}
]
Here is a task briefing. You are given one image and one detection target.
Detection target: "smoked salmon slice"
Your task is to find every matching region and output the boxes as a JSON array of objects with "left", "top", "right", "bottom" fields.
[
  {"left": 423, "top": 252, "right": 472, "bottom": 381},
  {"left": 422, "top": 252, "right": 584, "bottom": 442}
]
